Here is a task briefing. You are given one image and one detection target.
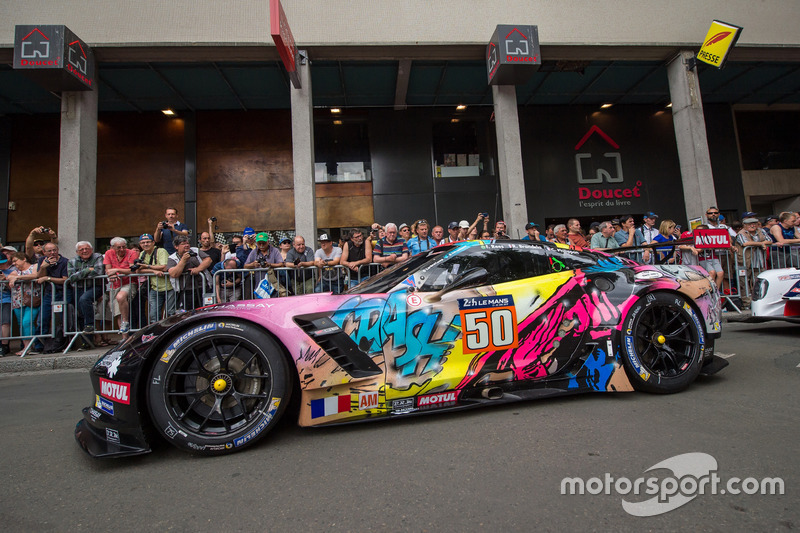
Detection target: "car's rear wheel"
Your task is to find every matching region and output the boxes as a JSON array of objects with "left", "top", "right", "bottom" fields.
[
  {"left": 148, "top": 321, "right": 291, "bottom": 455},
  {"left": 621, "top": 292, "right": 704, "bottom": 393}
]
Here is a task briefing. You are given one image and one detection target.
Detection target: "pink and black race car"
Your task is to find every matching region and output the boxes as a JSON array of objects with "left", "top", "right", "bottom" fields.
[{"left": 76, "top": 240, "right": 726, "bottom": 458}]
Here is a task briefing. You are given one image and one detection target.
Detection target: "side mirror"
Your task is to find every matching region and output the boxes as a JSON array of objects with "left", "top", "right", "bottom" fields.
[{"left": 425, "top": 267, "right": 489, "bottom": 303}]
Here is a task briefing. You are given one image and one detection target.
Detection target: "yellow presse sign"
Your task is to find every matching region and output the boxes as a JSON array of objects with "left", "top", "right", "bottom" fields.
[{"left": 697, "top": 20, "right": 742, "bottom": 68}]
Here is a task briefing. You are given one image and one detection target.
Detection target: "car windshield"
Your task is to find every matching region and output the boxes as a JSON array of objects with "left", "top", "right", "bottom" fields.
[{"left": 345, "top": 246, "right": 453, "bottom": 294}]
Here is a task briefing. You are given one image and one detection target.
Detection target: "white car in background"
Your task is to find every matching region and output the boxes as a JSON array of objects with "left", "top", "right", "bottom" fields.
[{"left": 750, "top": 268, "right": 800, "bottom": 322}]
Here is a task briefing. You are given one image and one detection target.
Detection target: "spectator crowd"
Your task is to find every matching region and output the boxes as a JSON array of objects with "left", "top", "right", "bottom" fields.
[{"left": 0, "top": 206, "right": 798, "bottom": 354}]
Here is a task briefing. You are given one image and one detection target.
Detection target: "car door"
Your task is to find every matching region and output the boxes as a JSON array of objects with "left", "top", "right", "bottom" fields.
[{"left": 376, "top": 244, "right": 592, "bottom": 401}]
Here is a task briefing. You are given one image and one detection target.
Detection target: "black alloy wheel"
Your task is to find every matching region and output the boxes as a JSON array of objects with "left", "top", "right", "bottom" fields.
[
  {"left": 148, "top": 321, "right": 291, "bottom": 455},
  {"left": 621, "top": 292, "right": 704, "bottom": 393}
]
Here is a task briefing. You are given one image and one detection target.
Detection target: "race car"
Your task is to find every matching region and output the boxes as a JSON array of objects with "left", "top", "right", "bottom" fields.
[
  {"left": 75, "top": 240, "right": 726, "bottom": 458},
  {"left": 750, "top": 267, "right": 800, "bottom": 322}
]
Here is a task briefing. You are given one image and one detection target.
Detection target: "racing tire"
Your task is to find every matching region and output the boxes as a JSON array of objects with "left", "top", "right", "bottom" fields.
[
  {"left": 621, "top": 292, "right": 704, "bottom": 394},
  {"left": 147, "top": 320, "right": 292, "bottom": 455}
]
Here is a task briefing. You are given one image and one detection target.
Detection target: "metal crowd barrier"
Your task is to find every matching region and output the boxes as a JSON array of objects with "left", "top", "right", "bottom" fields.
[
  {"left": 0, "top": 258, "right": 472, "bottom": 354},
  {"left": 0, "top": 279, "right": 58, "bottom": 357},
  {"left": 675, "top": 243, "right": 799, "bottom": 313},
  {"left": 737, "top": 243, "right": 800, "bottom": 308},
  {"left": 212, "top": 265, "right": 357, "bottom": 302}
]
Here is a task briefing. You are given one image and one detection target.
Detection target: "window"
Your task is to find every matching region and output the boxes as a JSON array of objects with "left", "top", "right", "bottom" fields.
[
  {"left": 432, "top": 119, "right": 495, "bottom": 178},
  {"left": 314, "top": 118, "right": 372, "bottom": 182}
]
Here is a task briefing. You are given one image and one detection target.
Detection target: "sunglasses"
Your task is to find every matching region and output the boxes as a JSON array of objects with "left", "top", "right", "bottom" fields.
[
  {"left": 706, "top": 211, "right": 719, "bottom": 215},
  {"left": 33, "top": 240, "right": 46, "bottom": 246}
]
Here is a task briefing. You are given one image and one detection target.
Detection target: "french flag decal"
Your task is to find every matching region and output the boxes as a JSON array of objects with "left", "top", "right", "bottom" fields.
[{"left": 310, "top": 394, "right": 352, "bottom": 419}]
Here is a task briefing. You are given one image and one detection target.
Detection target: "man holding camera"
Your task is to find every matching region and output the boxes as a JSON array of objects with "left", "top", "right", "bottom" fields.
[
  {"left": 199, "top": 229, "right": 221, "bottom": 266},
  {"left": 25, "top": 225, "right": 58, "bottom": 263},
  {"left": 244, "top": 233, "right": 286, "bottom": 297},
  {"left": 154, "top": 207, "right": 189, "bottom": 255},
  {"left": 167, "top": 235, "right": 212, "bottom": 311},
  {"left": 35, "top": 242, "right": 68, "bottom": 351}
]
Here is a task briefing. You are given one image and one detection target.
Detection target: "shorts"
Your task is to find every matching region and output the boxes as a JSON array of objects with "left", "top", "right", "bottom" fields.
[
  {"left": 110, "top": 284, "right": 137, "bottom": 316},
  {"left": 700, "top": 258, "right": 722, "bottom": 272}
]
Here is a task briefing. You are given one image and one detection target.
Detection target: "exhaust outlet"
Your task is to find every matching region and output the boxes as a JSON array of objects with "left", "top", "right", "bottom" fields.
[{"left": 481, "top": 387, "right": 503, "bottom": 400}]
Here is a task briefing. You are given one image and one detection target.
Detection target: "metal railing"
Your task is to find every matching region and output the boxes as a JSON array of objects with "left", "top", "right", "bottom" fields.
[
  {"left": 14, "top": 246, "right": 789, "bottom": 354},
  {"left": 0, "top": 263, "right": 384, "bottom": 355}
]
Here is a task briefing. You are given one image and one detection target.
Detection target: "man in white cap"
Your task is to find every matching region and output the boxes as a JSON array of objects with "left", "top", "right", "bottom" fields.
[{"left": 314, "top": 233, "right": 344, "bottom": 293}]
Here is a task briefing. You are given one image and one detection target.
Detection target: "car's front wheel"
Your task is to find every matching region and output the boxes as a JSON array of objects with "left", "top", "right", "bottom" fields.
[
  {"left": 621, "top": 292, "right": 704, "bottom": 393},
  {"left": 148, "top": 321, "right": 291, "bottom": 455}
]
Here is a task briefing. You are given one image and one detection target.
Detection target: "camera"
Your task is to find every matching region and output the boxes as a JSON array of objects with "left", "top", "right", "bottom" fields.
[
  {"left": 481, "top": 213, "right": 488, "bottom": 218},
  {"left": 210, "top": 216, "right": 217, "bottom": 222},
  {"left": 130, "top": 258, "right": 145, "bottom": 271},
  {"left": 187, "top": 251, "right": 198, "bottom": 258},
  {"left": 293, "top": 257, "right": 301, "bottom": 266},
  {"left": 258, "top": 258, "right": 268, "bottom": 268},
  {"left": 161, "top": 220, "right": 171, "bottom": 228},
  {"left": 229, "top": 243, "right": 237, "bottom": 254},
  {"left": 40, "top": 227, "right": 51, "bottom": 233}
]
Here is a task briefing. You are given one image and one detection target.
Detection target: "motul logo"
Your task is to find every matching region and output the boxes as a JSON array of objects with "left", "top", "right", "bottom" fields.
[
  {"left": 99, "top": 378, "right": 130, "bottom": 405},
  {"left": 417, "top": 391, "right": 459, "bottom": 407},
  {"left": 696, "top": 235, "right": 727, "bottom": 245}
]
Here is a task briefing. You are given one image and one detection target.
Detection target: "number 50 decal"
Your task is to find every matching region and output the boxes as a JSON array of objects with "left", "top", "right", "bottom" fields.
[{"left": 459, "top": 305, "right": 519, "bottom": 354}]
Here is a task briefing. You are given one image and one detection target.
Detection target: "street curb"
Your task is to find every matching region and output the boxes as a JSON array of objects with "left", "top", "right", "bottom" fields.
[{"left": 0, "top": 350, "right": 104, "bottom": 374}]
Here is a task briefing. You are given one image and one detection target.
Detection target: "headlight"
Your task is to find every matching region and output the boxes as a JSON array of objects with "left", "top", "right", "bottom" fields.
[{"left": 752, "top": 278, "right": 768, "bottom": 301}]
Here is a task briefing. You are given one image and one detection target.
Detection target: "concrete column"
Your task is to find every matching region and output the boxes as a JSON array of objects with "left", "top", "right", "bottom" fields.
[
  {"left": 492, "top": 85, "right": 528, "bottom": 238},
  {"left": 291, "top": 51, "right": 317, "bottom": 242},
  {"left": 58, "top": 88, "right": 98, "bottom": 255},
  {"left": 667, "top": 51, "right": 718, "bottom": 222}
]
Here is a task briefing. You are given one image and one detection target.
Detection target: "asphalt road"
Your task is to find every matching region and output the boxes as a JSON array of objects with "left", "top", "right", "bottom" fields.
[{"left": 0, "top": 321, "right": 797, "bottom": 532}]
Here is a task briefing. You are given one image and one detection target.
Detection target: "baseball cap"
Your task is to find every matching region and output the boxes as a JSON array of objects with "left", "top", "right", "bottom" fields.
[
  {"left": 243, "top": 227, "right": 256, "bottom": 236},
  {"left": 139, "top": 233, "right": 154, "bottom": 241},
  {"left": 525, "top": 222, "right": 539, "bottom": 230},
  {"left": 643, "top": 212, "right": 659, "bottom": 219},
  {"left": 398, "top": 223, "right": 409, "bottom": 231},
  {"left": 590, "top": 221, "right": 601, "bottom": 229},
  {"left": 1, "top": 245, "right": 18, "bottom": 253},
  {"left": 765, "top": 215, "right": 778, "bottom": 223},
  {"left": 742, "top": 211, "right": 757, "bottom": 218},
  {"left": 448, "top": 221, "right": 459, "bottom": 230},
  {"left": 611, "top": 218, "right": 620, "bottom": 225},
  {"left": 459, "top": 220, "right": 470, "bottom": 229},
  {"left": 255, "top": 232, "right": 269, "bottom": 243},
  {"left": 742, "top": 217, "right": 759, "bottom": 224},
  {"left": 280, "top": 237, "right": 292, "bottom": 245},
  {"left": 318, "top": 233, "right": 331, "bottom": 241}
]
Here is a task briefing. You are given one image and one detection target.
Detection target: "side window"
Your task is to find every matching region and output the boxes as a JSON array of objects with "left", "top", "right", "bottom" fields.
[
  {"left": 546, "top": 250, "right": 595, "bottom": 272},
  {"left": 483, "top": 249, "right": 551, "bottom": 284}
]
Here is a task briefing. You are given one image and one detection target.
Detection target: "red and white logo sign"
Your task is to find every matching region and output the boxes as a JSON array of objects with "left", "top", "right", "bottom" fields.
[
  {"left": 406, "top": 293, "right": 422, "bottom": 307},
  {"left": 358, "top": 391, "right": 379, "bottom": 410},
  {"left": 99, "top": 378, "right": 130, "bottom": 405},
  {"left": 693, "top": 229, "right": 731, "bottom": 249},
  {"left": 417, "top": 391, "right": 459, "bottom": 407}
]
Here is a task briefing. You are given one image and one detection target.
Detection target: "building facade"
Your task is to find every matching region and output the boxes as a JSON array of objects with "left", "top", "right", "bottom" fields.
[{"left": 1, "top": 1, "right": 798, "bottom": 248}]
